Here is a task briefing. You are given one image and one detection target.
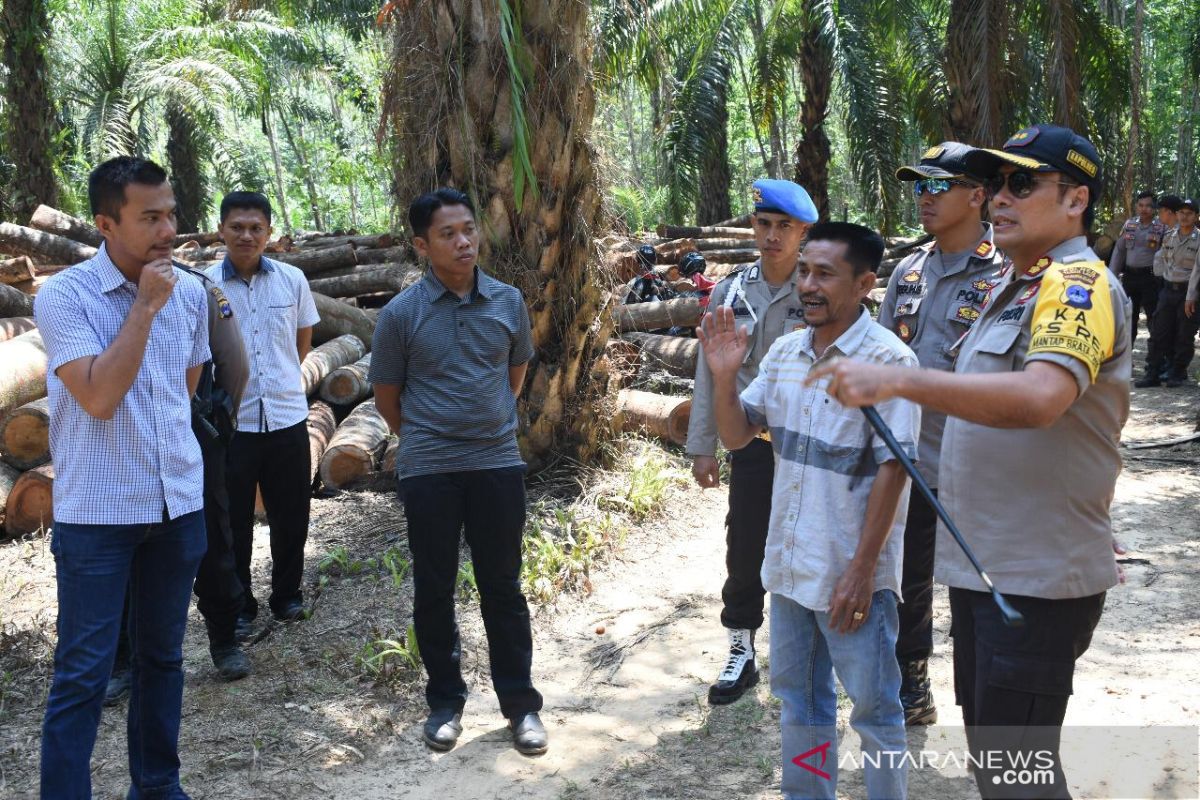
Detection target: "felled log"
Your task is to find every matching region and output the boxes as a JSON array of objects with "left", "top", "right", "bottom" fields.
[
  {"left": 319, "top": 399, "right": 390, "bottom": 489},
  {"left": 615, "top": 296, "right": 702, "bottom": 333},
  {"left": 300, "top": 233, "right": 395, "bottom": 250},
  {"left": 0, "top": 222, "right": 97, "bottom": 265},
  {"left": 319, "top": 353, "right": 372, "bottom": 405},
  {"left": 0, "top": 461, "right": 18, "bottom": 531},
  {"left": 656, "top": 224, "right": 756, "bottom": 240},
  {"left": 8, "top": 276, "right": 48, "bottom": 295},
  {"left": 311, "top": 293, "right": 376, "bottom": 350},
  {"left": 0, "top": 396, "right": 50, "bottom": 470},
  {"left": 300, "top": 334, "right": 366, "bottom": 396},
  {"left": 275, "top": 243, "right": 357, "bottom": 275},
  {"left": 694, "top": 238, "right": 760, "bottom": 252},
  {"left": 0, "top": 317, "right": 36, "bottom": 343},
  {"left": 0, "top": 256, "right": 36, "bottom": 284},
  {"left": 380, "top": 437, "right": 398, "bottom": 473},
  {"left": 173, "top": 231, "right": 222, "bottom": 247},
  {"left": 714, "top": 213, "right": 752, "bottom": 228},
  {"left": 616, "top": 389, "right": 691, "bottom": 446},
  {"left": 5, "top": 463, "right": 53, "bottom": 537},
  {"left": 623, "top": 332, "right": 699, "bottom": 378},
  {"left": 307, "top": 266, "right": 418, "bottom": 298},
  {"left": 307, "top": 400, "right": 337, "bottom": 483},
  {"left": 355, "top": 246, "right": 410, "bottom": 265},
  {"left": 0, "top": 330, "right": 47, "bottom": 417},
  {"left": 173, "top": 244, "right": 225, "bottom": 262},
  {"left": 702, "top": 248, "right": 760, "bottom": 264},
  {"left": 28, "top": 205, "right": 104, "bottom": 247}
]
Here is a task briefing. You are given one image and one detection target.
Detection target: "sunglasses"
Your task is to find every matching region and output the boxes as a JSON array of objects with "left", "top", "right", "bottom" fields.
[
  {"left": 912, "top": 178, "right": 974, "bottom": 197},
  {"left": 983, "top": 170, "right": 1079, "bottom": 199}
]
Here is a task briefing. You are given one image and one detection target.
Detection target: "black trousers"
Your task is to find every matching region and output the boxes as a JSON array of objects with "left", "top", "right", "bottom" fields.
[
  {"left": 1145, "top": 283, "right": 1200, "bottom": 379},
  {"left": 227, "top": 421, "right": 311, "bottom": 617},
  {"left": 720, "top": 437, "right": 774, "bottom": 631},
  {"left": 398, "top": 465, "right": 543, "bottom": 719},
  {"left": 895, "top": 486, "right": 937, "bottom": 662},
  {"left": 114, "top": 431, "right": 244, "bottom": 668},
  {"left": 1121, "top": 267, "right": 1159, "bottom": 342},
  {"left": 950, "top": 587, "right": 1106, "bottom": 799}
]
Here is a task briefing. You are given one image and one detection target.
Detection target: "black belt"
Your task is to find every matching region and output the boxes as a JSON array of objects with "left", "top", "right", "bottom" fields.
[
  {"left": 1124, "top": 265, "right": 1154, "bottom": 272},
  {"left": 1166, "top": 281, "right": 1188, "bottom": 290}
]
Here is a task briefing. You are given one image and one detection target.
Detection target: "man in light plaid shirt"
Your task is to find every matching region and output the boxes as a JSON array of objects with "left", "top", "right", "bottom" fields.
[{"left": 35, "top": 157, "right": 209, "bottom": 799}]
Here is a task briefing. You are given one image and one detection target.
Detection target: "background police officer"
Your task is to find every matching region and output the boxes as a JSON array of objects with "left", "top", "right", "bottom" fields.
[
  {"left": 1139, "top": 198, "right": 1200, "bottom": 387},
  {"left": 1109, "top": 191, "right": 1167, "bottom": 341},
  {"left": 879, "top": 142, "right": 1002, "bottom": 726},
  {"left": 688, "top": 179, "right": 817, "bottom": 704}
]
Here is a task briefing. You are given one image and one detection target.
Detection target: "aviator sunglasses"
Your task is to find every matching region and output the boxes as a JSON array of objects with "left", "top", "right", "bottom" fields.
[
  {"left": 983, "top": 170, "right": 1079, "bottom": 200},
  {"left": 912, "top": 178, "right": 974, "bottom": 197}
]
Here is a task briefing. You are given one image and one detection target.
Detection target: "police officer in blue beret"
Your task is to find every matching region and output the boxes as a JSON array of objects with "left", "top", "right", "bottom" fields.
[{"left": 688, "top": 178, "right": 818, "bottom": 703}]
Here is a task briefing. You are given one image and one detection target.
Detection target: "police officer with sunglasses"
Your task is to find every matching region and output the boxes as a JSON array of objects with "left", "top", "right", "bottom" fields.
[{"left": 877, "top": 142, "right": 1003, "bottom": 728}]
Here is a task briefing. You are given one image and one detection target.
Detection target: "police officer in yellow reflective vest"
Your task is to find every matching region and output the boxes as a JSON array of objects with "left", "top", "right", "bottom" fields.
[
  {"left": 878, "top": 142, "right": 1003, "bottom": 727},
  {"left": 688, "top": 179, "right": 817, "bottom": 704}
]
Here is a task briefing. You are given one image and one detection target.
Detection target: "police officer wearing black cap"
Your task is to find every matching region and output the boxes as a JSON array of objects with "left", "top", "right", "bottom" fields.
[
  {"left": 688, "top": 178, "right": 816, "bottom": 704},
  {"left": 1139, "top": 198, "right": 1200, "bottom": 387},
  {"left": 879, "top": 141, "right": 1002, "bottom": 727},
  {"left": 809, "top": 124, "right": 1130, "bottom": 799},
  {"left": 1109, "top": 191, "right": 1167, "bottom": 342}
]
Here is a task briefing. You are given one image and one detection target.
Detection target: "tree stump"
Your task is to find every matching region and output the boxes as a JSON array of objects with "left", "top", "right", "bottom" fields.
[
  {"left": 300, "top": 334, "right": 366, "bottom": 396},
  {"left": 318, "top": 353, "right": 373, "bottom": 405},
  {"left": 616, "top": 390, "right": 692, "bottom": 446},
  {"left": 319, "top": 399, "right": 390, "bottom": 489},
  {"left": 0, "top": 331, "right": 47, "bottom": 418},
  {"left": 0, "top": 397, "right": 50, "bottom": 469},
  {"left": 5, "top": 463, "right": 54, "bottom": 538}
]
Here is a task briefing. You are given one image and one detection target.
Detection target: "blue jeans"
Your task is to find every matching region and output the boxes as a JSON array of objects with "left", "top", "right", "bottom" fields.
[
  {"left": 772, "top": 590, "right": 907, "bottom": 800},
  {"left": 41, "top": 510, "right": 206, "bottom": 800}
]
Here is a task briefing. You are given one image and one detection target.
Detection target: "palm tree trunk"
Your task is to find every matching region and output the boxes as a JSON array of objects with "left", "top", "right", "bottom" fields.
[
  {"left": 1175, "top": 80, "right": 1199, "bottom": 191},
  {"left": 794, "top": 0, "right": 833, "bottom": 221},
  {"left": 750, "top": 0, "right": 784, "bottom": 177},
  {"left": 263, "top": 108, "right": 293, "bottom": 234},
  {"left": 734, "top": 39, "right": 771, "bottom": 174},
  {"left": 945, "top": 0, "right": 1008, "bottom": 145},
  {"left": 1122, "top": 0, "right": 1145, "bottom": 215},
  {"left": 166, "top": 105, "right": 208, "bottom": 234},
  {"left": 696, "top": 79, "right": 732, "bottom": 225},
  {"left": 382, "top": 0, "right": 610, "bottom": 466},
  {"left": 2, "top": 0, "right": 59, "bottom": 220},
  {"left": 1046, "top": 0, "right": 1082, "bottom": 130}
]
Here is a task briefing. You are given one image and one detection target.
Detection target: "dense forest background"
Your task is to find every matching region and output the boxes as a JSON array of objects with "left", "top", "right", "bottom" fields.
[{"left": 2, "top": 0, "right": 1199, "bottom": 239}]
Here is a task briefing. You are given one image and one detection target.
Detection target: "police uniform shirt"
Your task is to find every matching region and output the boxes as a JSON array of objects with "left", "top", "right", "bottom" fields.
[
  {"left": 1109, "top": 217, "right": 1166, "bottom": 274},
  {"left": 937, "top": 236, "right": 1130, "bottom": 599},
  {"left": 687, "top": 262, "right": 807, "bottom": 456},
  {"left": 1153, "top": 226, "right": 1200, "bottom": 286},
  {"left": 877, "top": 224, "right": 1003, "bottom": 487},
  {"left": 182, "top": 268, "right": 248, "bottom": 418}
]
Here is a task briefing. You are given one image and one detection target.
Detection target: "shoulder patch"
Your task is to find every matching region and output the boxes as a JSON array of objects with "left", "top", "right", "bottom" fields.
[
  {"left": 209, "top": 285, "right": 234, "bottom": 318},
  {"left": 1027, "top": 260, "right": 1114, "bottom": 382}
]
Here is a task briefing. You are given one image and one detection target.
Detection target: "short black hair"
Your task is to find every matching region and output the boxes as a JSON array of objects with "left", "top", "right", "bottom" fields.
[
  {"left": 88, "top": 156, "right": 169, "bottom": 220},
  {"left": 1159, "top": 194, "right": 1184, "bottom": 212},
  {"left": 409, "top": 188, "right": 475, "bottom": 238},
  {"left": 220, "top": 191, "right": 272, "bottom": 224},
  {"left": 806, "top": 221, "right": 885, "bottom": 276},
  {"left": 1135, "top": 191, "right": 1156, "bottom": 204}
]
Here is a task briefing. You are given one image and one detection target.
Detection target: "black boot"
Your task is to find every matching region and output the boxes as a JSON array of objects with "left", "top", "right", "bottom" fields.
[
  {"left": 708, "top": 628, "right": 759, "bottom": 705},
  {"left": 900, "top": 658, "right": 937, "bottom": 726}
]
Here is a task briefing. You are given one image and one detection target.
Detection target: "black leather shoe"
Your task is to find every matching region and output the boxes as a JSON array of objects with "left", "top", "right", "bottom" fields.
[
  {"left": 211, "top": 644, "right": 251, "bottom": 682},
  {"left": 509, "top": 712, "right": 548, "bottom": 755},
  {"left": 103, "top": 669, "right": 131, "bottom": 707},
  {"left": 1134, "top": 375, "right": 1162, "bottom": 388},
  {"left": 422, "top": 709, "right": 463, "bottom": 751},
  {"left": 708, "top": 628, "right": 759, "bottom": 705},
  {"left": 272, "top": 600, "right": 306, "bottom": 623},
  {"left": 1166, "top": 374, "right": 1188, "bottom": 388},
  {"left": 900, "top": 658, "right": 937, "bottom": 726},
  {"left": 235, "top": 615, "right": 255, "bottom": 643}
]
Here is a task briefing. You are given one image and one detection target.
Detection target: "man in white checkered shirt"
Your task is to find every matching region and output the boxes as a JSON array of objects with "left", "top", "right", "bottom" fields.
[
  {"left": 35, "top": 157, "right": 209, "bottom": 798},
  {"left": 699, "top": 222, "right": 919, "bottom": 800}
]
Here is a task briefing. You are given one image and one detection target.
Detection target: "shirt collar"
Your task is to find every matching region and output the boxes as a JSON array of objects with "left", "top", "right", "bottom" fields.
[
  {"left": 799, "top": 306, "right": 872, "bottom": 361},
  {"left": 220, "top": 254, "right": 274, "bottom": 280},
  {"left": 93, "top": 242, "right": 137, "bottom": 294},
  {"left": 421, "top": 265, "right": 494, "bottom": 301}
]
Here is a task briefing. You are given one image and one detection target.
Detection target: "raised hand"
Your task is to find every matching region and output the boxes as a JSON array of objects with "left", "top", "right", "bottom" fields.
[
  {"left": 697, "top": 307, "right": 749, "bottom": 384},
  {"left": 135, "top": 258, "right": 178, "bottom": 314}
]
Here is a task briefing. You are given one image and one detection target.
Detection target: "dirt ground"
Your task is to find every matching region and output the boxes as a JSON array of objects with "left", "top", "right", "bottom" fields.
[{"left": 2, "top": 342, "right": 1199, "bottom": 800}]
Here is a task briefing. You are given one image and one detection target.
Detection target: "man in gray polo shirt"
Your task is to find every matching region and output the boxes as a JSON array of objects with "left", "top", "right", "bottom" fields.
[{"left": 370, "top": 188, "right": 545, "bottom": 756}]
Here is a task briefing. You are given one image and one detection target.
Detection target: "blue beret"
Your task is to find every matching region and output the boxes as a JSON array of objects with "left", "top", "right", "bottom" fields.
[{"left": 752, "top": 179, "right": 818, "bottom": 223}]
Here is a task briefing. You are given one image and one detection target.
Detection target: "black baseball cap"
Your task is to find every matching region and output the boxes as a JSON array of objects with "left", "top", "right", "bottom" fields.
[
  {"left": 964, "top": 124, "right": 1102, "bottom": 195},
  {"left": 896, "top": 142, "right": 982, "bottom": 182},
  {"left": 1181, "top": 199, "right": 1199, "bottom": 213}
]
